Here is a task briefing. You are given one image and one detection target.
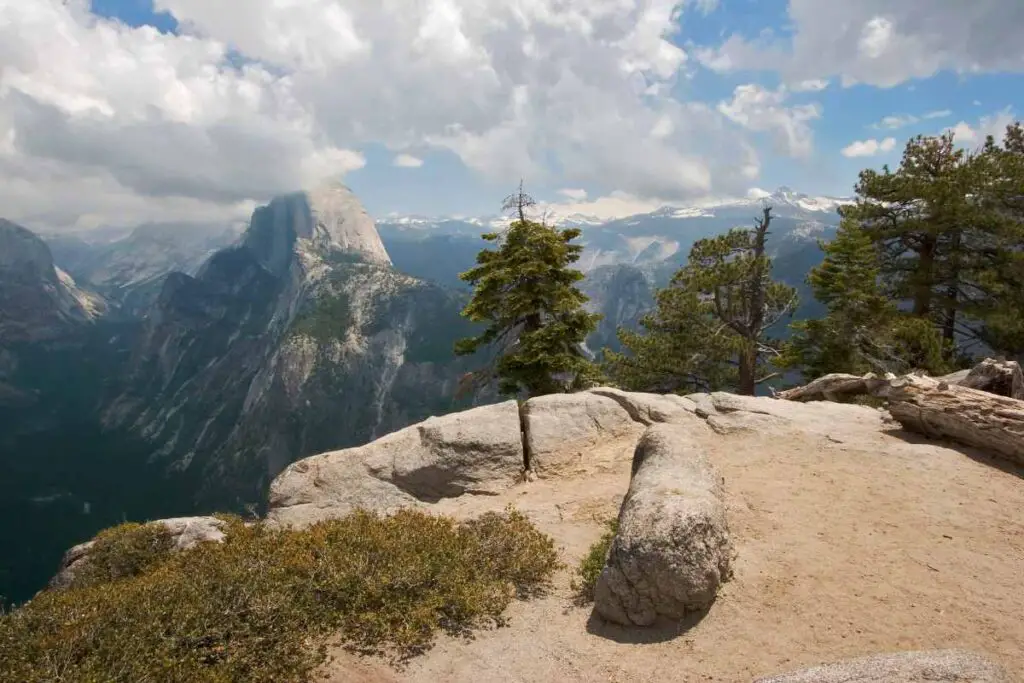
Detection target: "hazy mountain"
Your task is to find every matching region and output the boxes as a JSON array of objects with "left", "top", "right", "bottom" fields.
[
  {"left": 44, "top": 222, "right": 244, "bottom": 316},
  {"left": 101, "top": 182, "right": 490, "bottom": 509}
]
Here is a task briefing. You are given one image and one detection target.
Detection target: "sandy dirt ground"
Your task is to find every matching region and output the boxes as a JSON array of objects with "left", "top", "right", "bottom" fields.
[{"left": 320, "top": 409, "right": 1024, "bottom": 683}]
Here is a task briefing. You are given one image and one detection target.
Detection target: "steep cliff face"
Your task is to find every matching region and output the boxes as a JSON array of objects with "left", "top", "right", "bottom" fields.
[
  {"left": 579, "top": 264, "right": 656, "bottom": 356},
  {"left": 105, "top": 183, "right": 485, "bottom": 509},
  {"left": 0, "top": 219, "right": 103, "bottom": 345}
]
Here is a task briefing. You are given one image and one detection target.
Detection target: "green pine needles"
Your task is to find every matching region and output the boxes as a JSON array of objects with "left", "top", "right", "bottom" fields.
[{"left": 455, "top": 184, "right": 602, "bottom": 397}]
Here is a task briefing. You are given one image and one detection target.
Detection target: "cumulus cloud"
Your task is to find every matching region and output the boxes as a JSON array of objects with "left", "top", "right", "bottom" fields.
[
  {"left": 393, "top": 154, "right": 424, "bottom": 168},
  {"left": 841, "top": 137, "right": 897, "bottom": 157},
  {"left": 945, "top": 107, "right": 1017, "bottom": 146},
  {"left": 558, "top": 188, "right": 588, "bottom": 201},
  {"left": 717, "top": 84, "right": 821, "bottom": 158},
  {"left": 0, "top": 0, "right": 773, "bottom": 229},
  {"left": 696, "top": 0, "right": 1024, "bottom": 88}
]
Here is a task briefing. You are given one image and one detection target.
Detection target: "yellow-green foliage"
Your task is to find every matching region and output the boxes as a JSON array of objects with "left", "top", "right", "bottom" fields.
[
  {"left": 65, "top": 521, "right": 176, "bottom": 589},
  {"left": 0, "top": 507, "right": 559, "bottom": 683},
  {"left": 573, "top": 518, "right": 619, "bottom": 602}
]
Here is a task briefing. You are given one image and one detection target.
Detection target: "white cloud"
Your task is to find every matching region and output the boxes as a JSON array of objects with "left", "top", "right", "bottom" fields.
[
  {"left": 717, "top": 84, "right": 821, "bottom": 158},
  {"left": 393, "top": 153, "right": 424, "bottom": 168},
  {"left": 791, "top": 79, "right": 829, "bottom": 92},
  {"left": 874, "top": 109, "right": 952, "bottom": 130},
  {"left": 696, "top": 0, "right": 1024, "bottom": 88},
  {"left": 945, "top": 107, "right": 1017, "bottom": 146},
  {"left": 1, "top": 0, "right": 770, "bottom": 230},
  {"left": 876, "top": 114, "right": 917, "bottom": 130},
  {"left": 558, "top": 188, "right": 588, "bottom": 201},
  {"left": 841, "top": 136, "right": 897, "bottom": 157}
]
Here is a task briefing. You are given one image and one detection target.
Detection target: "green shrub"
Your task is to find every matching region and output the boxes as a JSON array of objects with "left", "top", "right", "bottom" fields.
[
  {"left": 64, "top": 521, "right": 176, "bottom": 589},
  {"left": 0, "top": 507, "right": 559, "bottom": 683},
  {"left": 572, "top": 518, "right": 619, "bottom": 603}
]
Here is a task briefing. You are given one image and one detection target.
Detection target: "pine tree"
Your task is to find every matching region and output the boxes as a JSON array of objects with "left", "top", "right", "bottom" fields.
[
  {"left": 781, "top": 219, "right": 947, "bottom": 377},
  {"left": 605, "top": 206, "right": 797, "bottom": 395},
  {"left": 838, "top": 131, "right": 1018, "bottom": 362},
  {"left": 454, "top": 184, "right": 601, "bottom": 397},
  {"left": 973, "top": 122, "right": 1024, "bottom": 358}
]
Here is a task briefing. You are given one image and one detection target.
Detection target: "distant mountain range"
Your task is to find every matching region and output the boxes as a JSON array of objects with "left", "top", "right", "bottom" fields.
[{"left": 376, "top": 186, "right": 845, "bottom": 351}]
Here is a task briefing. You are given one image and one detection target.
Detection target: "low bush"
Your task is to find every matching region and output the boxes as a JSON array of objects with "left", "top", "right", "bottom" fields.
[
  {"left": 62, "top": 521, "right": 176, "bottom": 589},
  {"left": 572, "top": 518, "right": 619, "bottom": 602},
  {"left": 0, "top": 506, "right": 559, "bottom": 683}
]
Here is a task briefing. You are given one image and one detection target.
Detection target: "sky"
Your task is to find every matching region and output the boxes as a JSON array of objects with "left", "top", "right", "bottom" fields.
[{"left": 1, "top": 0, "right": 1023, "bottom": 231}]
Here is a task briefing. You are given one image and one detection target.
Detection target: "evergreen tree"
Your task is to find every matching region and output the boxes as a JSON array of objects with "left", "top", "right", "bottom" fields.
[
  {"left": 974, "top": 122, "right": 1024, "bottom": 357},
  {"left": 605, "top": 206, "right": 797, "bottom": 395},
  {"left": 781, "top": 219, "right": 948, "bottom": 377},
  {"left": 455, "top": 185, "right": 601, "bottom": 397},
  {"left": 838, "top": 129, "right": 1024, "bottom": 362}
]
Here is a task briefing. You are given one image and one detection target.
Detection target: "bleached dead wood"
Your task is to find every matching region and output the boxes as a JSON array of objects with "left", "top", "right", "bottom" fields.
[
  {"left": 884, "top": 374, "right": 1024, "bottom": 466},
  {"left": 958, "top": 359, "right": 1024, "bottom": 399},
  {"left": 778, "top": 365, "right": 1024, "bottom": 467}
]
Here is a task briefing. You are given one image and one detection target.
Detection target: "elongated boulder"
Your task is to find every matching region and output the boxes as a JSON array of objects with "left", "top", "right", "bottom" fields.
[
  {"left": 754, "top": 649, "right": 1012, "bottom": 682},
  {"left": 51, "top": 516, "right": 227, "bottom": 590},
  {"left": 594, "top": 423, "right": 732, "bottom": 626},
  {"left": 268, "top": 400, "right": 525, "bottom": 527},
  {"left": 522, "top": 392, "right": 639, "bottom": 476}
]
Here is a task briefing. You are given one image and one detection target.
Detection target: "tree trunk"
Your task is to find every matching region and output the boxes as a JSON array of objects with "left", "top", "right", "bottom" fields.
[
  {"left": 913, "top": 235, "right": 937, "bottom": 316},
  {"left": 737, "top": 206, "right": 771, "bottom": 397},
  {"left": 737, "top": 344, "right": 757, "bottom": 396},
  {"left": 940, "top": 230, "right": 962, "bottom": 357}
]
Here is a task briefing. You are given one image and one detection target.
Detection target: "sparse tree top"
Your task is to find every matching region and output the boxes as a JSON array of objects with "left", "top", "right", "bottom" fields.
[{"left": 501, "top": 179, "right": 537, "bottom": 224}]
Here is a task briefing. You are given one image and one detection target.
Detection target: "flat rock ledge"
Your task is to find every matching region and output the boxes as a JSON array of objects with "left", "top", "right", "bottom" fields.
[
  {"left": 754, "top": 649, "right": 1013, "bottom": 682},
  {"left": 594, "top": 423, "right": 733, "bottom": 626}
]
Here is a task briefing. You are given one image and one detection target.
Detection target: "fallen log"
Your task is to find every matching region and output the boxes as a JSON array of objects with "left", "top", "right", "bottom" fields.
[
  {"left": 778, "top": 369, "right": 1024, "bottom": 468},
  {"left": 957, "top": 358, "right": 1024, "bottom": 399},
  {"left": 884, "top": 374, "right": 1024, "bottom": 467},
  {"left": 775, "top": 372, "right": 890, "bottom": 402}
]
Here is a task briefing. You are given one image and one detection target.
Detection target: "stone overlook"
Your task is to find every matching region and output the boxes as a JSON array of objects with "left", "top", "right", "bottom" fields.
[{"left": 50, "top": 365, "right": 1024, "bottom": 681}]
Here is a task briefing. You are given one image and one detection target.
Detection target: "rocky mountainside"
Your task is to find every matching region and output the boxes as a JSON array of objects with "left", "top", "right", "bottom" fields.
[
  {"left": 103, "top": 181, "right": 489, "bottom": 509},
  {"left": 43, "top": 222, "right": 243, "bottom": 316},
  {"left": 0, "top": 219, "right": 104, "bottom": 345},
  {"left": 1, "top": 184, "right": 493, "bottom": 605}
]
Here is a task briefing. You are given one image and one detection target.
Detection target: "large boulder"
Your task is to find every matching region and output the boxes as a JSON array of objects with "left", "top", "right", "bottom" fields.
[
  {"left": 522, "top": 392, "right": 639, "bottom": 476},
  {"left": 754, "top": 649, "right": 1012, "bottom": 682},
  {"left": 594, "top": 423, "right": 732, "bottom": 626},
  {"left": 268, "top": 400, "right": 525, "bottom": 527},
  {"left": 586, "top": 387, "right": 697, "bottom": 425},
  {"left": 51, "top": 516, "right": 227, "bottom": 590}
]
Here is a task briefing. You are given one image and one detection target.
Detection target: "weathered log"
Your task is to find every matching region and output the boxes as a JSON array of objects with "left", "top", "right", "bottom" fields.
[
  {"left": 958, "top": 358, "right": 1024, "bottom": 399},
  {"left": 885, "top": 374, "right": 1024, "bottom": 466},
  {"left": 779, "top": 370, "right": 1024, "bottom": 467},
  {"left": 775, "top": 372, "right": 892, "bottom": 402}
]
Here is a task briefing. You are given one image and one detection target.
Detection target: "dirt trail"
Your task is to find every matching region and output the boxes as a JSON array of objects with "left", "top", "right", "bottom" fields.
[{"left": 321, "top": 412, "right": 1024, "bottom": 683}]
